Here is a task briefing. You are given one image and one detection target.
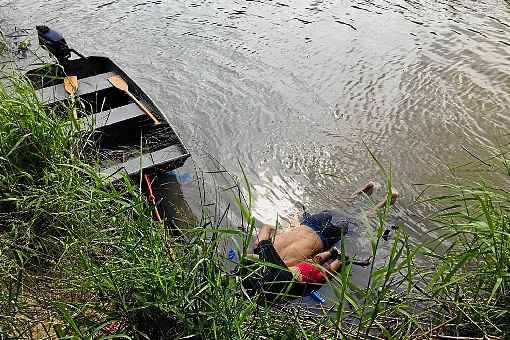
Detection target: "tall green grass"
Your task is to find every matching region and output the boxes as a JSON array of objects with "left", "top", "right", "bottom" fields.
[
  {"left": 420, "top": 180, "right": 510, "bottom": 336},
  {"left": 0, "top": 50, "right": 508, "bottom": 339},
  {"left": 0, "top": 69, "right": 329, "bottom": 339},
  {"left": 323, "top": 156, "right": 510, "bottom": 338}
]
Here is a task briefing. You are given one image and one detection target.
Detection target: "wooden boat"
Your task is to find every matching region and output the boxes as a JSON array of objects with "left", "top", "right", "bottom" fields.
[{"left": 26, "top": 26, "right": 190, "bottom": 181}]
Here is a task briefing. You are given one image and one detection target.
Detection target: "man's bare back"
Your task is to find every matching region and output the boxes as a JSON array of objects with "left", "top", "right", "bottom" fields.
[{"left": 273, "top": 225, "right": 323, "bottom": 266}]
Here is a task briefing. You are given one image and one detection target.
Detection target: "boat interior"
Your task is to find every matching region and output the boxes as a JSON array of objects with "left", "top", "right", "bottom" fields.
[{"left": 26, "top": 56, "right": 190, "bottom": 181}]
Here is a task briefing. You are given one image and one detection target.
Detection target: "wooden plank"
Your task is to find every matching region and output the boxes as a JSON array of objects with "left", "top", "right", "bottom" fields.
[
  {"left": 79, "top": 103, "right": 144, "bottom": 129},
  {"left": 100, "top": 145, "right": 187, "bottom": 181},
  {"left": 36, "top": 71, "right": 116, "bottom": 104}
]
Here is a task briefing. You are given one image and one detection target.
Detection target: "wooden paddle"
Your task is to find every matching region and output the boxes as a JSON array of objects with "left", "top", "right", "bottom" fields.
[
  {"left": 108, "top": 75, "right": 160, "bottom": 125},
  {"left": 63, "top": 75, "right": 80, "bottom": 129},
  {"left": 64, "top": 75, "right": 78, "bottom": 96}
]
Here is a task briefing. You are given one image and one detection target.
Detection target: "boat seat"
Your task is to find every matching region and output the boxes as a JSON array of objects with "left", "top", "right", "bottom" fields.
[
  {"left": 79, "top": 102, "right": 147, "bottom": 129},
  {"left": 36, "top": 71, "right": 117, "bottom": 104},
  {"left": 100, "top": 144, "right": 186, "bottom": 181}
]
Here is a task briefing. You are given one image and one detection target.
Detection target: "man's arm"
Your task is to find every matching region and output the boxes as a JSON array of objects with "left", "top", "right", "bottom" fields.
[
  {"left": 253, "top": 224, "right": 276, "bottom": 250},
  {"left": 368, "top": 189, "right": 398, "bottom": 216}
]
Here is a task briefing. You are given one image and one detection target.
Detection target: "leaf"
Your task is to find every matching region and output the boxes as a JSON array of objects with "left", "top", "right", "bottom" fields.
[
  {"left": 489, "top": 277, "right": 503, "bottom": 303},
  {"left": 6, "top": 133, "right": 30, "bottom": 157},
  {"left": 56, "top": 305, "right": 82, "bottom": 337}
]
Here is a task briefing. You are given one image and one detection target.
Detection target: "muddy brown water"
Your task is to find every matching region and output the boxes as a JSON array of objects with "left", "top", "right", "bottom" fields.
[{"left": 2, "top": 0, "right": 510, "bottom": 303}]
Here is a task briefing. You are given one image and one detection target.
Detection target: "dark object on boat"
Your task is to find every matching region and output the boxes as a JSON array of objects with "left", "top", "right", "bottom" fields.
[
  {"left": 36, "top": 25, "right": 86, "bottom": 64},
  {"left": 27, "top": 26, "right": 190, "bottom": 181}
]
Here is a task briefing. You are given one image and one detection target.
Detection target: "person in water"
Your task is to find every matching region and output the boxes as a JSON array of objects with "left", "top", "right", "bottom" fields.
[
  {"left": 253, "top": 181, "right": 398, "bottom": 266},
  {"left": 243, "top": 181, "right": 398, "bottom": 300},
  {"left": 253, "top": 240, "right": 371, "bottom": 285}
]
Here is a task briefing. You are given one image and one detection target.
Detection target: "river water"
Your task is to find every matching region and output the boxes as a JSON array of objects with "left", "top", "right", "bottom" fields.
[{"left": 2, "top": 0, "right": 510, "bottom": 302}]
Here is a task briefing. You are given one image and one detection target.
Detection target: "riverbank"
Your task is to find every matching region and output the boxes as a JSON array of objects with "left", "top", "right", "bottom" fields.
[{"left": 0, "top": 45, "right": 508, "bottom": 339}]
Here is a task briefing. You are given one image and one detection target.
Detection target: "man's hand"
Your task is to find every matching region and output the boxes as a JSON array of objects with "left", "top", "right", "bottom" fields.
[{"left": 352, "top": 257, "right": 372, "bottom": 267}]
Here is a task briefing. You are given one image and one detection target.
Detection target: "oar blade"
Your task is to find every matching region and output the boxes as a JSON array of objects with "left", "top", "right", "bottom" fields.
[
  {"left": 63, "top": 76, "right": 78, "bottom": 95},
  {"left": 108, "top": 74, "right": 160, "bottom": 124},
  {"left": 108, "top": 75, "right": 128, "bottom": 92}
]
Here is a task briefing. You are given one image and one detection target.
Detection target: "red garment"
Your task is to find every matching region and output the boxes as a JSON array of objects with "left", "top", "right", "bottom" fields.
[{"left": 295, "top": 262, "right": 326, "bottom": 283}]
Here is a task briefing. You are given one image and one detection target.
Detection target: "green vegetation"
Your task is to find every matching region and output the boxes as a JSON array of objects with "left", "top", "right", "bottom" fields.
[
  {"left": 16, "top": 39, "right": 30, "bottom": 52},
  {"left": 422, "top": 181, "right": 510, "bottom": 335},
  {"left": 0, "top": 53, "right": 508, "bottom": 338},
  {"left": 0, "top": 72, "right": 326, "bottom": 338}
]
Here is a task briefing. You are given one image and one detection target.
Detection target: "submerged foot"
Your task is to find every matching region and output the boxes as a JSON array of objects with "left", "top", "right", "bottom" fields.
[
  {"left": 367, "top": 188, "right": 399, "bottom": 217},
  {"left": 390, "top": 188, "right": 399, "bottom": 205},
  {"left": 351, "top": 180, "right": 376, "bottom": 198}
]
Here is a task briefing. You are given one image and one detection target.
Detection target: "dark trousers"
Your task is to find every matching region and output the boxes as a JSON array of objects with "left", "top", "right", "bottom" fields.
[{"left": 241, "top": 240, "right": 294, "bottom": 301}]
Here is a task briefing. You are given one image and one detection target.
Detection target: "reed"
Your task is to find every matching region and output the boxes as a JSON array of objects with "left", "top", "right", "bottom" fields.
[{"left": 419, "top": 178, "right": 510, "bottom": 336}]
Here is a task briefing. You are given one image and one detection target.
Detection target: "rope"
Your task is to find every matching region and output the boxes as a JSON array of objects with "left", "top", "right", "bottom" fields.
[{"left": 144, "top": 173, "right": 162, "bottom": 222}]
